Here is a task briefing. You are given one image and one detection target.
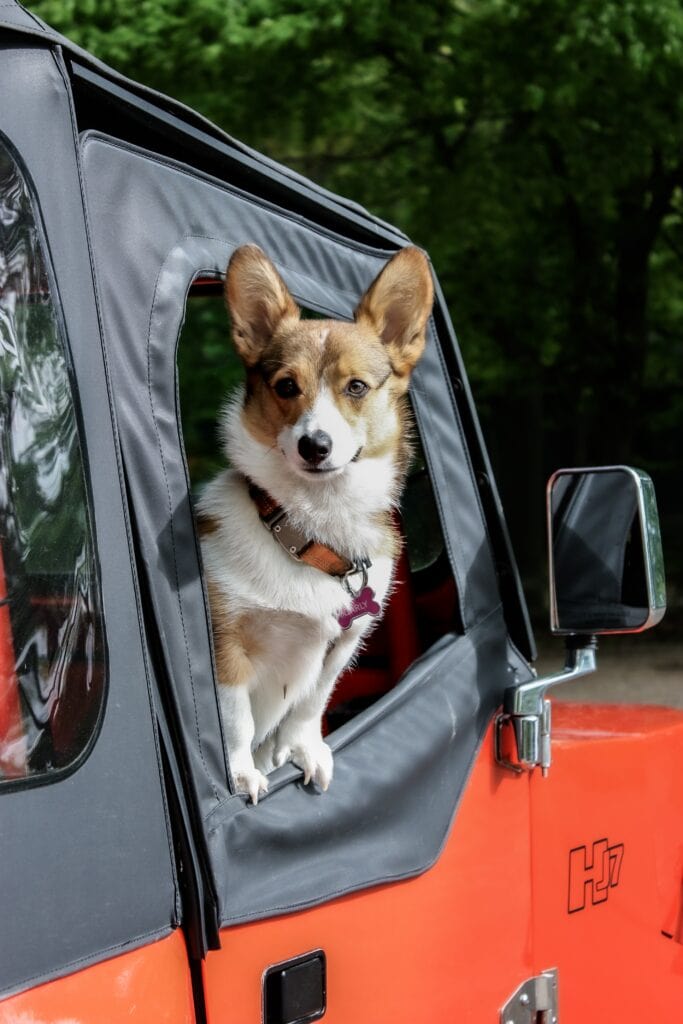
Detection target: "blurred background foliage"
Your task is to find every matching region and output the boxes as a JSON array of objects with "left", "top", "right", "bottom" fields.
[{"left": 28, "top": 0, "right": 683, "bottom": 624}]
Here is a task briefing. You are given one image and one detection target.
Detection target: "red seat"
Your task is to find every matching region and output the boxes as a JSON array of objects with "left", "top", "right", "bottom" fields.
[
  {"left": 0, "top": 545, "right": 25, "bottom": 779},
  {"left": 326, "top": 547, "right": 421, "bottom": 720}
]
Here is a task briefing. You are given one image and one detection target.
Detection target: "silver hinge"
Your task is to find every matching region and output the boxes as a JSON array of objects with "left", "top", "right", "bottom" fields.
[
  {"left": 500, "top": 968, "right": 558, "bottom": 1024},
  {"left": 495, "top": 642, "right": 597, "bottom": 776}
]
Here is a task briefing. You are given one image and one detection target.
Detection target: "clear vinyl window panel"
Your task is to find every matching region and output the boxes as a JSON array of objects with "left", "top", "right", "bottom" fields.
[{"left": 0, "top": 140, "right": 104, "bottom": 785}]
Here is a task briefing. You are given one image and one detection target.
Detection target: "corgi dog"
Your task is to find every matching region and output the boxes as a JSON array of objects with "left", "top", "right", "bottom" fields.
[{"left": 198, "top": 244, "right": 433, "bottom": 802}]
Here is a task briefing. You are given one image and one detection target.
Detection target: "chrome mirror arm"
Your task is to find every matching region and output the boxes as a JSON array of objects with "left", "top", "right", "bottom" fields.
[
  {"left": 495, "top": 638, "right": 597, "bottom": 776},
  {"left": 505, "top": 640, "right": 597, "bottom": 717}
]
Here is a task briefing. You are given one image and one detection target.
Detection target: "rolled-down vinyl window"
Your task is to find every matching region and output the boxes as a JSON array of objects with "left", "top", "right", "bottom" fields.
[{"left": 0, "top": 138, "right": 105, "bottom": 786}]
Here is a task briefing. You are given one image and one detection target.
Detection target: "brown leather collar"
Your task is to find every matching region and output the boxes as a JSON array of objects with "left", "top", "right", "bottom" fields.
[{"left": 248, "top": 480, "right": 360, "bottom": 580}]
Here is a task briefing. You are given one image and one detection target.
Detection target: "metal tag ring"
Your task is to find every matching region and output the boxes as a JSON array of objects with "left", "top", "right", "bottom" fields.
[{"left": 342, "top": 563, "right": 368, "bottom": 598}]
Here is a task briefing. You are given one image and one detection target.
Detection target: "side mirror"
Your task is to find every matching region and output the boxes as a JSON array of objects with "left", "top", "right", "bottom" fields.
[
  {"left": 548, "top": 466, "right": 666, "bottom": 635},
  {"left": 496, "top": 465, "right": 666, "bottom": 777}
]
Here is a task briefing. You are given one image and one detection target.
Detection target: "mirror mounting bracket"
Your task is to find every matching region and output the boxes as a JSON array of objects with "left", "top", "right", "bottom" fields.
[{"left": 494, "top": 637, "right": 597, "bottom": 776}]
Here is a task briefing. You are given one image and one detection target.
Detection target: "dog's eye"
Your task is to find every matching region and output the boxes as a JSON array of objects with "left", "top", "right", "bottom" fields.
[
  {"left": 346, "top": 379, "right": 369, "bottom": 398},
  {"left": 274, "top": 377, "right": 300, "bottom": 398}
]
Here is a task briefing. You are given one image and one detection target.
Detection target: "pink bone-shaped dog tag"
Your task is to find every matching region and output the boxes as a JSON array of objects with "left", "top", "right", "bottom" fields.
[{"left": 337, "top": 586, "right": 381, "bottom": 630}]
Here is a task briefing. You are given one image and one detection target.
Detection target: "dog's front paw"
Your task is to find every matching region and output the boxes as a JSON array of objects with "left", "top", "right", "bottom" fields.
[
  {"left": 232, "top": 763, "right": 269, "bottom": 805},
  {"left": 253, "top": 735, "right": 276, "bottom": 775},
  {"left": 274, "top": 734, "right": 333, "bottom": 791}
]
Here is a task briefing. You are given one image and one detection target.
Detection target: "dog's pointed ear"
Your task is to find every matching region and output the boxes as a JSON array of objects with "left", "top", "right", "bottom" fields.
[
  {"left": 225, "top": 245, "right": 300, "bottom": 366},
  {"left": 354, "top": 247, "right": 433, "bottom": 377}
]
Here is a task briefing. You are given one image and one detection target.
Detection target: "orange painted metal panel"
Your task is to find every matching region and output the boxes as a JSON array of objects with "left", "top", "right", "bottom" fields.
[
  {"left": 0, "top": 930, "right": 196, "bottom": 1024},
  {"left": 530, "top": 702, "right": 683, "bottom": 1019},
  {"left": 3, "top": 701, "right": 680, "bottom": 1022},
  {"left": 204, "top": 727, "right": 534, "bottom": 1024}
]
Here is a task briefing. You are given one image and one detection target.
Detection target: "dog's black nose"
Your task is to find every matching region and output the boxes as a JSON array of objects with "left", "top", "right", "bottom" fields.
[{"left": 298, "top": 430, "right": 332, "bottom": 466}]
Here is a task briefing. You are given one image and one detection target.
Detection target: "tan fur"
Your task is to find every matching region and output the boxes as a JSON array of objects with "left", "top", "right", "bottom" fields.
[
  {"left": 196, "top": 511, "right": 218, "bottom": 536},
  {"left": 354, "top": 247, "right": 434, "bottom": 378},
  {"left": 226, "top": 245, "right": 299, "bottom": 367},
  {"left": 206, "top": 580, "right": 261, "bottom": 688},
  {"left": 372, "top": 511, "right": 403, "bottom": 561}
]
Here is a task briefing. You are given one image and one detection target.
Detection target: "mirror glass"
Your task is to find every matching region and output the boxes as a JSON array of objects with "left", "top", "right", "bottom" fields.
[{"left": 548, "top": 466, "right": 666, "bottom": 635}]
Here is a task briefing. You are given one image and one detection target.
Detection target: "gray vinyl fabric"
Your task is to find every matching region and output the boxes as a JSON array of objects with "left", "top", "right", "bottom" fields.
[
  {"left": 0, "top": 2, "right": 406, "bottom": 244},
  {"left": 0, "top": 43, "right": 178, "bottom": 997},
  {"left": 80, "top": 132, "right": 531, "bottom": 926}
]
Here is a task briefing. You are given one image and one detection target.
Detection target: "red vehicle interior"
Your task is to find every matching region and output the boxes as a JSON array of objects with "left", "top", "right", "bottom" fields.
[
  {"left": 325, "top": 543, "right": 458, "bottom": 729},
  {"left": 0, "top": 545, "right": 23, "bottom": 778}
]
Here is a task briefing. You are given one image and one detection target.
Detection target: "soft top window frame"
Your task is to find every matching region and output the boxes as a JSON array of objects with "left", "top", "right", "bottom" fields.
[
  {"left": 0, "top": 128, "right": 107, "bottom": 795},
  {"left": 79, "top": 128, "right": 534, "bottom": 931}
]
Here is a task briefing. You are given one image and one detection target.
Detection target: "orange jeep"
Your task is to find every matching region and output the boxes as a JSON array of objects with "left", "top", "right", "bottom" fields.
[{"left": 0, "top": 3, "right": 679, "bottom": 1021}]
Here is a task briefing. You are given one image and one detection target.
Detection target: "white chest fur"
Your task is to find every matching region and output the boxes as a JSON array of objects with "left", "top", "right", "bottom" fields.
[{"left": 199, "top": 470, "right": 395, "bottom": 744}]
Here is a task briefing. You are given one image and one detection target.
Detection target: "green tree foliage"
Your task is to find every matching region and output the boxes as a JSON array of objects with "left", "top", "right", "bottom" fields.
[{"left": 28, "top": 0, "right": 683, "bottom": 610}]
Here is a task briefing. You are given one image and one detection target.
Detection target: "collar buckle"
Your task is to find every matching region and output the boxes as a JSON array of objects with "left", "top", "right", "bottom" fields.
[{"left": 262, "top": 511, "right": 305, "bottom": 560}]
